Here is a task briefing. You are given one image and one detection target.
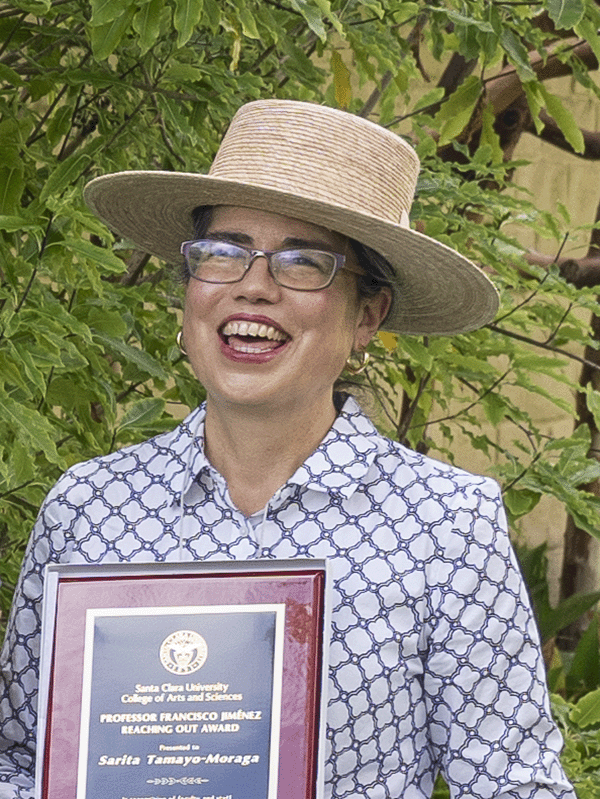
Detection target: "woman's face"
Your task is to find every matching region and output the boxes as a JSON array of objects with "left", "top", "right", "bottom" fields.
[{"left": 182, "top": 206, "right": 390, "bottom": 415}]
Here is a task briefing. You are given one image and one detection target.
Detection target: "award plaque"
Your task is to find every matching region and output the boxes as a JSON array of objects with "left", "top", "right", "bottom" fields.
[{"left": 37, "top": 560, "right": 329, "bottom": 799}]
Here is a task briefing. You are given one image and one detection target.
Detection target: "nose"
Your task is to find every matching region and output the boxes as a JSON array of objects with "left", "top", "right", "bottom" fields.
[{"left": 234, "top": 252, "right": 281, "bottom": 301}]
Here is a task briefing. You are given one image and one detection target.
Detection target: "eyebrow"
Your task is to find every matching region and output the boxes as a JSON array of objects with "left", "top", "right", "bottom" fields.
[{"left": 204, "top": 230, "right": 339, "bottom": 252}]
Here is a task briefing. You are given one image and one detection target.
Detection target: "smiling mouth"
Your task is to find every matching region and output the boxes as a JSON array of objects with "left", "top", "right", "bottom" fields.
[{"left": 220, "top": 320, "right": 290, "bottom": 354}]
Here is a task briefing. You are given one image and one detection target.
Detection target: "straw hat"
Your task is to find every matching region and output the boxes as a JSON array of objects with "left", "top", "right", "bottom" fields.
[{"left": 84, "top": 99, "right": 498, "bottom": 335}]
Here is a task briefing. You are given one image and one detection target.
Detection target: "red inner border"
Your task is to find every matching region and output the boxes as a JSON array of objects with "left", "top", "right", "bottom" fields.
[{"left": 42, "top": 569, "right": 325, "bottom": 799}]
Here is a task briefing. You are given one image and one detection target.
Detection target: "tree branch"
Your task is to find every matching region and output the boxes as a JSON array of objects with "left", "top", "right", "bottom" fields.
[
  {"left": 437, "top": 51, "right": 477, "bottom": 95},
  {"left": 525, "top": 251, "right": 600, "bottom": 289},
  {"left": 485, "top": 39, "right": 599, "bottom": 116},
  {"left": 358, "top": 13, "right": 427, "bottom": 118},
  {"left": 524, "top": 110, "right": 600, "bottom": 159},
  {"left": 488, "top": 322, "right": 600, "bottom": 372}
]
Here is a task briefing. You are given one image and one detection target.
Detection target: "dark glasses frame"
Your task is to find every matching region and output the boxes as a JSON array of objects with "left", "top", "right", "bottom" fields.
[{"left": 180, "top": 239, "right": 363, "bottom": 291}]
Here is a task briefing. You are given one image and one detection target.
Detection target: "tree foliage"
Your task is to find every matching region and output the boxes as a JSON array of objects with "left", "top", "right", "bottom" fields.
[{"left": 2, "top": 0, "right": 600, "bottom": 624}]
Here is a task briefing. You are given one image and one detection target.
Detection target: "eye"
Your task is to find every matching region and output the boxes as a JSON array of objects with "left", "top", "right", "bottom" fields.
[
  {"left": 205, "top": 241, "right": 245, "bottom": 260},
  {"left": 276, "top": 249, "right": 335, "bottom": 275},
  {"left": 182, "top": 240, "right": 250, "bottom": 283}
]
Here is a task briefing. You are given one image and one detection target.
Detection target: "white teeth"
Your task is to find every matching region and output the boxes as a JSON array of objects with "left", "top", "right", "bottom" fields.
[{"left": 221, "top": 320, "right": 286, "bottom": 341}]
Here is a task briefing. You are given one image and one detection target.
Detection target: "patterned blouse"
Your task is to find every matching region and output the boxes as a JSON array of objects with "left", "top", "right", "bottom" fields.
[{"left": 0, "top": 396, "right": 574, "bottom": 798}]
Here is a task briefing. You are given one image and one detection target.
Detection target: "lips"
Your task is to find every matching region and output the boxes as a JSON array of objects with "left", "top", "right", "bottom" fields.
[{"left": 219, "top": 317, "right": 290, "bottom": 356}]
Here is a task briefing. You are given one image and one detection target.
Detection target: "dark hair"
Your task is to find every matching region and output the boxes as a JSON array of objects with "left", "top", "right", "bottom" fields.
[{"left": 184, "top": 205, "right": 395, "bottom": 312}]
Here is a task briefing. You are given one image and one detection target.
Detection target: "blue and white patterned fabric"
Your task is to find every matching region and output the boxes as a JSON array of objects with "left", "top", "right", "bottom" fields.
[{"left": 0, "top": 396, "right": 574, "bottom": 798}]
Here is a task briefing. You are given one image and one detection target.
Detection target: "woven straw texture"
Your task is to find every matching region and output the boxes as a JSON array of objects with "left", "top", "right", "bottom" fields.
[{"left": 84, "top": 100, "right": 498, "bottom": 335}]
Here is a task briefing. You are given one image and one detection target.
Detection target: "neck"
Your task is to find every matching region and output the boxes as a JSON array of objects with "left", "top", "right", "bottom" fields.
[{"left": 203, "top": 395, "right": 338, "bottom": 516}]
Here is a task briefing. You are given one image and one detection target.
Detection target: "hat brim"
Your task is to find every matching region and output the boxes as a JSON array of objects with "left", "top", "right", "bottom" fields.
[{"left": 84, "top": 171, "right": 499, "bottom": 335}]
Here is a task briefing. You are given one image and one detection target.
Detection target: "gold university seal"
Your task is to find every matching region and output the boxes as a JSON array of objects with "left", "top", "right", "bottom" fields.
[{"left": 160, "top": 630, "right": 208, "bottom": 675}]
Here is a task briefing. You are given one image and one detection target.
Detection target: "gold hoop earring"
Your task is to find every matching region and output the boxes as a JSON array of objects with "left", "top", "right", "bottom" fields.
[
  {"left": 176, "top": 330, "right": 187, "bottom": 355},
  {"left": 344, "top": 351, "right": 370, "bottom": 375}
]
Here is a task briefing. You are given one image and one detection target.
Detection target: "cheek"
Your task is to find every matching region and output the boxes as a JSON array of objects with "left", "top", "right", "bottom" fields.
[
  {"left": 312, "top": 296, "right": 363, "bottom": 368},
  {"left": 302, "top": 293, "right": 357, "bottom": 343},
  {"left": 183, "top": 281, "right": 217, "bottom": 325}
]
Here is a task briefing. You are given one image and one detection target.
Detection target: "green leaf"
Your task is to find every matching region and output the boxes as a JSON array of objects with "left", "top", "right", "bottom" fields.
[
  {"left": 164, "top": 61, "right": 206, "bottom": 83},
  {"left": 6, "top": 0, "right": 51, "bottom": 10},
  {"left": 452, "top": 24, "right": 480, "bottom": 62},
  {"left": 571, "top": 686, "right": 600, "bottom": 728},
  {"left": 479, "top": 103, "right": 503, "bottom": 163},
  {"left": 0, "top": 215, "right": 32, "bottom": 232},
  {"left": 434, "top": 76, "right": 482, "bottom": 146},
  {"left": 397, "top": 336, "right": 435, "bottom": 372},
  {"left": 6, "top": 343, "right": 47, "bottom": 397},
  {"left": 0, "top": 394, "right": 62, "bottom": 466},
  {"left": 39, "top": 153, "right": 91, "bottom": 202},
  {"left": 238, "top": 6, "right": 260, "bottom": 39},
  {"left": 64, "top": 69, "right": 120, "bottom": 88},
  {"left": 357, "top": 0, "right": 385, "bottom": 18},
  {"left": 90, "top": 0, "right": 134, "bottom": 27},
  {"left": 481, "top": 392, "right": 507, "bottom": 425},
  {"left": 93, "top": 332, "right": 168, "bottom": 379},
  {"left": 86, "top": 308, "right": 129, "bottom": 338},
  {"left": 46, "top": 239, "right": 126, "bottom": 275},
  {"left": 331, "top": 49, "right": 351, "bottom": 110},
  {"left": 290, "top": 0, "right": 327, "bottom": 40},
  {"left": 47, "top": 105, "right": 73, "bottom": 149},
  {"left": 586, "top": 386, "right": 600, "bottom": 431},
  {"left": 543, "top": 594, "right": 600, "bottom": 641},
  {"left": 443, "top": 8, "right": 494, "bottom": 33},
  {"left": 547, "top": 0, "right": 585, "bottom": 30},
  {"left": 133, "top": 0, "right": 165, "bottom": 55},
  {"left": 524, "top": 82, "right": 546, "bottom": 134},
  {"left": 414, "top": 87, "right": 445, "bottom": 113},
  {"left": 0, "top": 168, "right": 24, "bottom": 215},
  {"left": 575, "top": 16, "right": 600, "bottom": 64},
  {"left": 0, "top": 121, "right": 22, "bottom": 168},
  {"left": 538, "top": 83, "right": 584, "bottom": 154},
  {"left": 312, "top": 0, "right": 343, "bottom": 36},
  {"left": 28, "top": 75, "right": 56, "bottom": 102},
  {"left": 9, "top": 441, "right": 35, "bottom": 489},
  {"left": 46, "top": 377, "right": 97, "bottom": 411},
  {"left": 503, "top": 488, "right": 540, "bottom": 520},
  {"left": 174, "top": 0, "right": 204, "bottom": 48},
  {"left": 500, "top": 28, "right": 536, "bottom": 82},
  {"left": 566, "top": 614, "right": 600, "bottom": 696},
  {"left": 0, "top": 63, "right": 24, "bottom": 87},
  {"left": 117, "top": 398, "right": 166, "bottom": 432},
  {"left": 90, "top": 6, "right": 136, "bottom": 60},
  {"left": 201, "top": 0, "right": 221, "bottom": 33}
]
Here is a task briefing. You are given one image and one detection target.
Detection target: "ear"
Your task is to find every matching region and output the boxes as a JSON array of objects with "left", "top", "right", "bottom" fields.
[{"left": 353, "top": 287, "right": 393, "bottom": 350}]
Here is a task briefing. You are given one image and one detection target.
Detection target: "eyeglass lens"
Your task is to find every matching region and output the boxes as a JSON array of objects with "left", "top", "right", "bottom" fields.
[{"left": 182, "top": 240, "right": 339, "bottom": 290}]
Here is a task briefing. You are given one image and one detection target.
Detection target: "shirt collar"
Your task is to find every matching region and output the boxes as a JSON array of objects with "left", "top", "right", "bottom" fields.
[
  {"left": 286, "top": 395, "right": 382, "bottom": 498},
  {"left": 167, "top": 395, "right": 383, "bottom": 503},
  {"left": 163, "top": 404, "right": 211, "bottom": 501}
]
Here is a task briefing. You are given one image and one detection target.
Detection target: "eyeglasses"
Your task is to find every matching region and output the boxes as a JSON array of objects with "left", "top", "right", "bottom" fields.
[{"left": 180, "top": 239, "right": 358, "bottom": 291}]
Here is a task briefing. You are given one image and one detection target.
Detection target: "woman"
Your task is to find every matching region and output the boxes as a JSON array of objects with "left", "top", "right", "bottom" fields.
[{"left": 0, "top": 100, "right": 574, "bottom": 798}]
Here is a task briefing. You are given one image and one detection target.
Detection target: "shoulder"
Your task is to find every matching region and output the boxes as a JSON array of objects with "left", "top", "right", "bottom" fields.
[
  {"left": 341, "top": 395, "right": 500, "bottom": 497},
  {"left": 335, "top": 397, "right": 505, "bottom": 535},
  {"left": 377, "top": 434, "right": 500, "bottom": 497},
  {"left": 368, "top": 442, "right": 514, "bottom": 583},
  {"left": 43, "top": 405, "right": 206, "bottom": 509},
  {"left": 339, "top": 401, "right": 506, "bottom": 546}
]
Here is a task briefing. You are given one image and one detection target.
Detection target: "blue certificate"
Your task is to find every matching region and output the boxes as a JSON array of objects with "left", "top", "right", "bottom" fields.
[{"left": 77, "top": 605, "right": 285, "bottom": 799}]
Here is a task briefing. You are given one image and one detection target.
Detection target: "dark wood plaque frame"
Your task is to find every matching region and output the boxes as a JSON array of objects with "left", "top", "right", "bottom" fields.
[{"left": 36, "top": 559, "right": 329, "bottom": 799}]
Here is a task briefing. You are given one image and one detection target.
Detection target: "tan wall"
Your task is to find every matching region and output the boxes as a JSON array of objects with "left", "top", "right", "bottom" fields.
[
  {"left": 487, "top": 74, "right": 600, "bottom": 600},
  {"left": 374, "top": 64, "right": 600, "bottom": 601}
]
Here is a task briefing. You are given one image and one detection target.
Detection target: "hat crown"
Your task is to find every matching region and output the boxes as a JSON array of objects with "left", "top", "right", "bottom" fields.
[
  {"left": 208, "top": 100, "right": 419, "bottom": 225},
  {"left": 83, "top": 99, "right": 499, "bottom": 335}
]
